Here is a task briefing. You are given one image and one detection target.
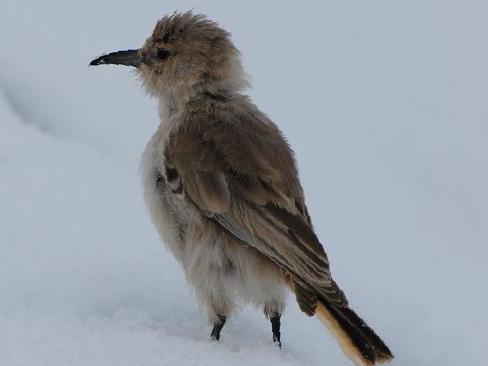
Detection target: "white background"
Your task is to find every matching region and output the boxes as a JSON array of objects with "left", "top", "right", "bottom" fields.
[{"left": 1, "top": 1, "right": 486, "bottom": 365}]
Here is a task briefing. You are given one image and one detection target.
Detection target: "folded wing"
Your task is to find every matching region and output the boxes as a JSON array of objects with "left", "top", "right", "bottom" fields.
[{"left": 165, "top": 110, "right": 348, "bottom": 312}]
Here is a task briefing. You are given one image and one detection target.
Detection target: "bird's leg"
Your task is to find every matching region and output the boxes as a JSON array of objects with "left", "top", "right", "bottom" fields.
[
  {"left": 210, "top": 314, "right": 227, "bottom": 341},
  {"left": 270, "top": 313, "right": 282, "bottom": 347}
]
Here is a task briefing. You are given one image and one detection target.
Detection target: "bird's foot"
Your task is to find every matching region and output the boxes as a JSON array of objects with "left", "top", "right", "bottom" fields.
[
  {"left": 210, "top": 314, "right": 226, "bottom": 341},
  {"left": 270, "top": 313, "right": 282, "bottom": 348}
]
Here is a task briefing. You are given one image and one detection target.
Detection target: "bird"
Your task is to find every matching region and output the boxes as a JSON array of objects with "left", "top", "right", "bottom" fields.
[{"left": 90, "top": 11, "right": 393, "bottom": 366}]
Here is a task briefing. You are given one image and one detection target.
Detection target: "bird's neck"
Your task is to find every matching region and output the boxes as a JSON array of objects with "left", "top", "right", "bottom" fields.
[
  {"left": 156, "top": 85, "right": 242, "bottom": 142},
  {"left": 157, "top": 54, "right": 249, "bottom": 118},
  {"left": 158, "top": 83, "right": 236, "bottom": 117}
]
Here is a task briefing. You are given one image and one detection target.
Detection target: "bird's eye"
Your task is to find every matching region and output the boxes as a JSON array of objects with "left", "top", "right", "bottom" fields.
[{"left": 157, "top": 48, "right": 171, "bottom": 60}]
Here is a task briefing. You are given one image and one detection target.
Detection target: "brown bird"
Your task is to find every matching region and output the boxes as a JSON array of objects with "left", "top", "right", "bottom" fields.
[{"left": 90, "top": 12, "right": 393, "bottom": 366}]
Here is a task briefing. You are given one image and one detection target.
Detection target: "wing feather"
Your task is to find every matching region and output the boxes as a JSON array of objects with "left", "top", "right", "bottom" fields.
[{"left": 165, "top": 105, "right": 348, "bottom": 308}]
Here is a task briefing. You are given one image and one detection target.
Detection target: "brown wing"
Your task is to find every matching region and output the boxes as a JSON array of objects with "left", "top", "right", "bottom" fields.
[{"left": 165, "top": 106, "right": 347, "bottom": 312}]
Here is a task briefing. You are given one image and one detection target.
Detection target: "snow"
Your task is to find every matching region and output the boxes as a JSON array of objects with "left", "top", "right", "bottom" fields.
[{"left": 1, "top": 1, "right": 487, "bottom": 365}]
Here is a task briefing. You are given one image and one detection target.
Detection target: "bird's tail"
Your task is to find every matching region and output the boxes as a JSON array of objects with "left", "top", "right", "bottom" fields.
[{"left": 315, "top": 298, "right": 393, "bottom": 366}]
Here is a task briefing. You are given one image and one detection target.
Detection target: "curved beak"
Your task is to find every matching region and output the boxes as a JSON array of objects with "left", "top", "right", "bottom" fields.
[{"left": 89, "top": 49, "right": 141, "bottom": 67}]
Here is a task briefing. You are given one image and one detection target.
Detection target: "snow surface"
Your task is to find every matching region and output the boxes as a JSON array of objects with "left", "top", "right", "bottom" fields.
[{"left": 1, "top": 1, "right": 487, "bottom": 365}]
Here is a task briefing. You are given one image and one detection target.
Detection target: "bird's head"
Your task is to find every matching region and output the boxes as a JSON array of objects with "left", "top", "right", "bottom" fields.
[{"left": 90, "top": 12, "right": 249, "bottom": 99}]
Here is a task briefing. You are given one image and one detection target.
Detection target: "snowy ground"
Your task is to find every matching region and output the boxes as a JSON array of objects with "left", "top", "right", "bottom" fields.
[{"left": 1, "top": 1, "right": 487, "bottom": 365}]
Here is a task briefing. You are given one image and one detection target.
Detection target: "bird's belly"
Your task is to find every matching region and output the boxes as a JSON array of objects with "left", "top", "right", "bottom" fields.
[{"left": 184, "top": 231, "right": 285, "bottom": 308}]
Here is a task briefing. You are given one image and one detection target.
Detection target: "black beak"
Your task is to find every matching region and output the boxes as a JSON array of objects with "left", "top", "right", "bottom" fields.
[{"left": 89, "top": 49, "right": 141, "bottom": 67}]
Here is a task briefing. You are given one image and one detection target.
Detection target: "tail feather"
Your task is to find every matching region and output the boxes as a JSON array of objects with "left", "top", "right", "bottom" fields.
[{"left": 315, "top": 299, "right": 393, "bottom": 366}]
